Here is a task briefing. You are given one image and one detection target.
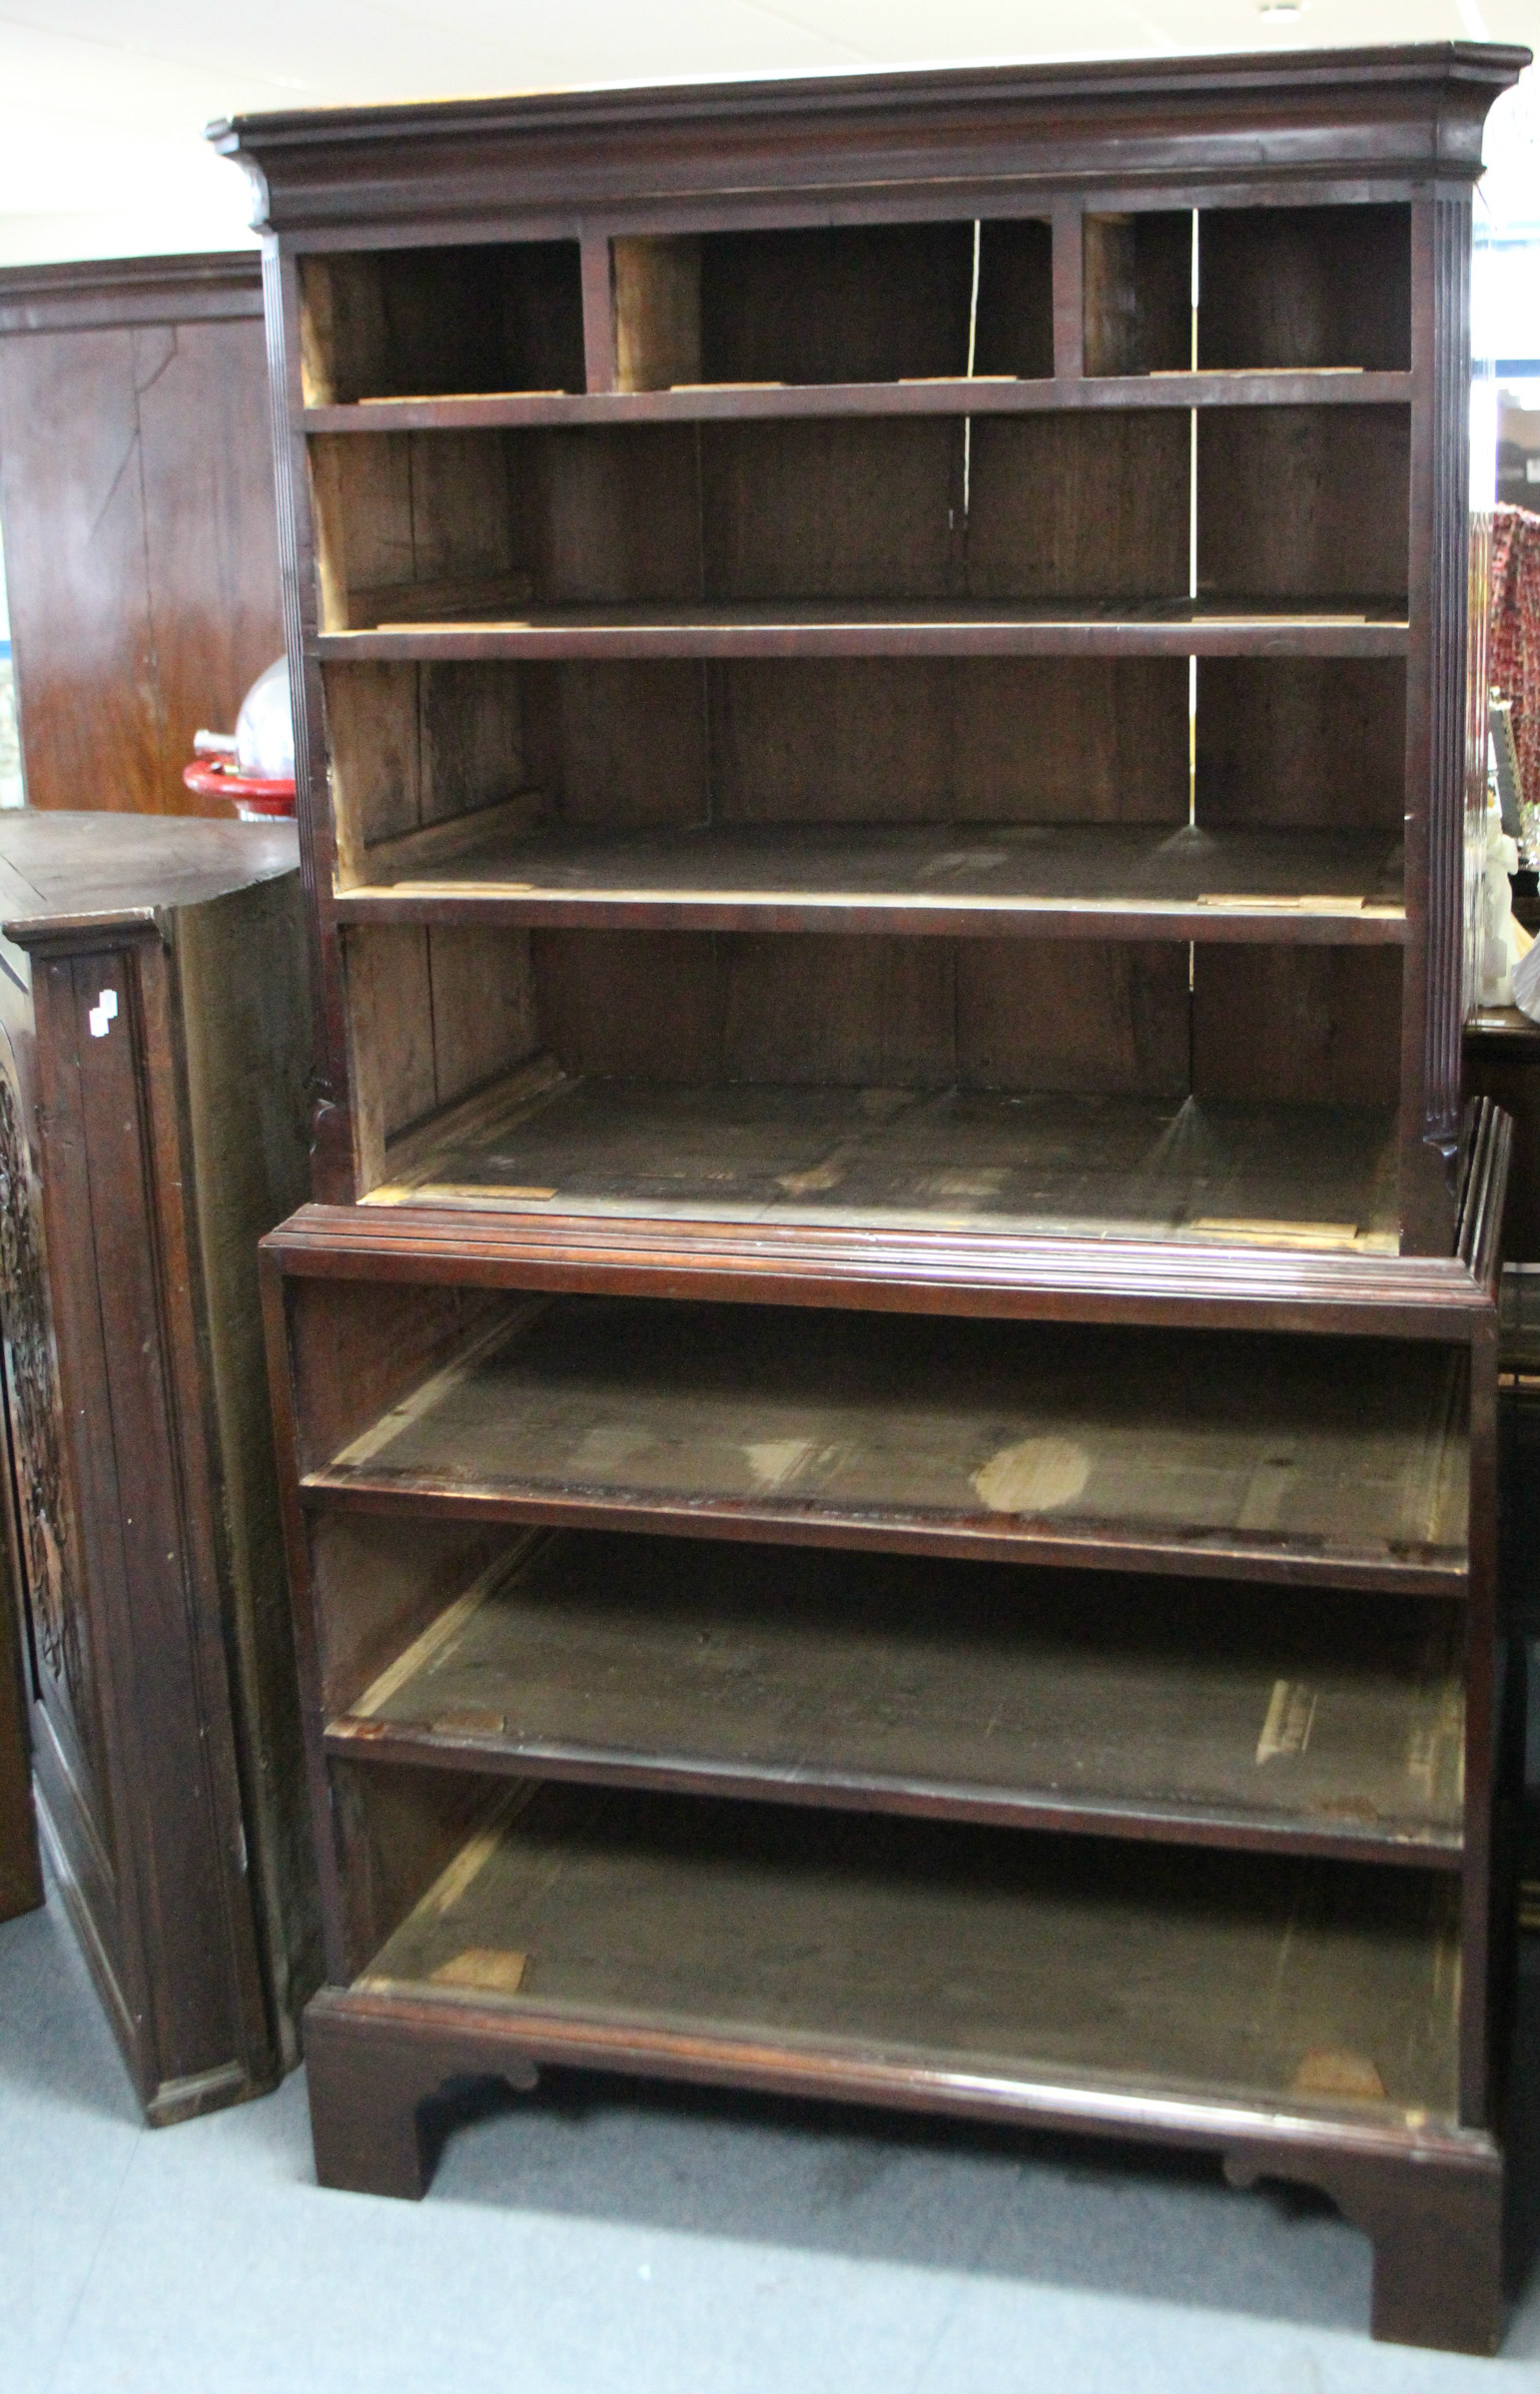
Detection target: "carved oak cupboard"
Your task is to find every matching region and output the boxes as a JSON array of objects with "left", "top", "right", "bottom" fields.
[
  {"left": 223, "top": 42, "right": 1527, "bottom": 2349},
  {"left": 0, "top": 815, "right": 318, "bottom": 2118}
]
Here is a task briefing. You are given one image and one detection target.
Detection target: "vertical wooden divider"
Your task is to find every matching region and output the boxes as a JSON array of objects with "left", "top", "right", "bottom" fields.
[
  {"left": 1052, "top": 200, "right": 1085, "bottom": 382},
  {"left": 580, "top": 233, "right": 619, "bottom": 393}
]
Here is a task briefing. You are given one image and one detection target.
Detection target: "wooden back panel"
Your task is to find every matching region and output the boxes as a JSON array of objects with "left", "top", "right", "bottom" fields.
[
  {"left": 699, "top": 223, "right": 977, "bottom": 387},
  {"left": 301, "top": 245, "right": 585, "bottom": 403},
  {"left": 1198, "top": 205, "right": 1411, "bottom": 374},
  {"left": 532, "top": 929, "right": 1191, "bottom": 1097},
  {"left": 0, "top": 256, "right": 284, "bottom": 818},
  {"left": 1198, "top": 407, "right": 1411, "bottom": 604}
]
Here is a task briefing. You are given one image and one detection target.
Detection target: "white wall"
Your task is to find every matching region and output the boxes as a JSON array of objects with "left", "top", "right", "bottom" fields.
[{"left": 0, "top": 0, "right": 1534, "bottom": 267}]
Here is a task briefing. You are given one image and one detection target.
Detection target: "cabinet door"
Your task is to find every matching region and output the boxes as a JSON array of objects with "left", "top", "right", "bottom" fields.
[
  {"left": 0, "top": 938, "right": 77, "bottom": 1930},
  {"left": 22, "top": 934, "right": 276, "bottom": 2114}
]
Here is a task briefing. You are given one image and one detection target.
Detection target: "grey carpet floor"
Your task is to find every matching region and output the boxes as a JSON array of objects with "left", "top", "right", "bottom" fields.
[{"left": 5, "top": 1876, "right": 1540, "bottom": 2393}]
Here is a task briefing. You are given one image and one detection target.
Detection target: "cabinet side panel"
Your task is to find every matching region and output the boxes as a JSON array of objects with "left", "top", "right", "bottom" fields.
[
  {"left": 1461, "top": 1323, "right": 1495, "bottom": 2125},
  {"left": 613, "top": 238, "right": 702, "bottom": 394},
  {"left": 47, "top": 941, "right": 273, "bottom": 2098},
  {"left": 299, "top": 255, "right": 386, "bottom": 405},
  {"left": 328, "top": 662, "right": 420, "bottom": 873},
  {"left": 177, "top": 874, "right": 321, "bottom": 2063},
  {"left": 345, "top": 924, "right": 435, "bottom": 1170},
  {"left": 285, "top": 1276, "right": 502, "bottom": 1479},
  {"left": 426, "top": 926, "right": 539, "bottom": 1113},
  {"left": 266, "top": 242, "right": 354, "bottom": 1201},
  {"left": 333, "top": 1759, "right": 506, "bottom": 1983},
  {"left": 309, "top": 433, "right": 413, "bottom": 618},
  {"left": 310, "top": 1513, "right": 514, "bottom": 1719},
  {"left": 419, "top": 662, "right": 527, "bottom": 828},
  {"left": 341, "top": 920, "right": 541, "bottom": 1173},
  {"left": 1400, "top": 197, "right": 1471, "bottom": 1255}
]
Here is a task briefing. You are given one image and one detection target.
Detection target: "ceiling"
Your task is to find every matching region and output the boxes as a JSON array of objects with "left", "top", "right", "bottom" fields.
[{"left": 0, "top": 0, "right": 1534, "bottom": 266}]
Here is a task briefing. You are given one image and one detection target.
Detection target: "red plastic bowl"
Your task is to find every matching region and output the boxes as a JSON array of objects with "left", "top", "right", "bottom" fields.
[{"left": 183, "top": 759, "right": 297, "bottom": 817}]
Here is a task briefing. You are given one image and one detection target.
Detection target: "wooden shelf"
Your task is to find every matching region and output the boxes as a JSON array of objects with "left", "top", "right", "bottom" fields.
[
  {"left": 359, "top": 1784, "right": 1461, "bottom": 2125},
  {"left": 329, "top": 1531, "right": 1465, "bottom": 1865},
  {"left": 304, "top": 1296, "right": 1468, "bottom": 1592},
  {"left": 265, "top": 1180, "right": 1505, "bottom": 1345},
  {"left": 304, "top": 369, "right": 1415, "bottom": 434},
  {"left": 317, "top": 599, "right": 1410, "bottom": 664},
  {"left": 336, "top": 820, "right": 1406, "bottom": 944},
  {"left": 366, "top": 1071, "right": 1403, "bottom": 1253},
  {"left": 1465, "top": 1004, "right": 1540, "bottom": 1057}
]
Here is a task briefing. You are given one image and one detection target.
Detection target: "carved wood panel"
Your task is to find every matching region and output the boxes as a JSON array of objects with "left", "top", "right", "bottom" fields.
[{"left": 0, "top": 961, "right": 104, "bottom": 1813}]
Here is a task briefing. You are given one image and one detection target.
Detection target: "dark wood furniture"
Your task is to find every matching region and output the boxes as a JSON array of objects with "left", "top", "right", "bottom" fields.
[
  {"left": 1499, "top": 1261, "right": 1540, "bottom": 1626},
  {"left": 0, "top": 254, "right": 284, "bottom": 818},
  {"left": 1468, "top": 1003, "right": 1540, "bottom": 1261},
  {"left": 0, "top": 814, "right": 318, "bottom": 2118},
  {"left": 0, "top": 1468, "right": 41, "bottom": 1926},
  {"left": 225, "top": 42, "right": 1527, "bottom": 2350},
  {"left": 1497, "top": 1266, "right": 1540, "bottom": 1956}
]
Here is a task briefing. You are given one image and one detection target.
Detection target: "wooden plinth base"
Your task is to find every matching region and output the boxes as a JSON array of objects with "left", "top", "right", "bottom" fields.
[
  {"left": 1223, "top": 2145, "right": 1503, "bottom": 2355},
  {"left": 302, "top": 1988, "right": 1504, "bottom": 2354}
]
